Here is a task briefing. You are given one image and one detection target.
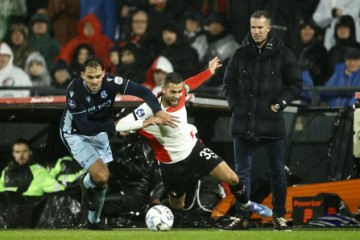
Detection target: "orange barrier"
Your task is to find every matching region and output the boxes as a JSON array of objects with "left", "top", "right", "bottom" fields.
[{"left": 252, "top": 179, "right": 360, "bottom": 222}]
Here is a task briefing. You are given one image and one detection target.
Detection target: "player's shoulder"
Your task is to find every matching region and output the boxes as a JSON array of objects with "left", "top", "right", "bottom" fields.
[
  {"left": 103, "top": 73, "right": 127, "bottom": 86},
  {"left": 66, "top": 77, "right": 81, "bottom": 98}
]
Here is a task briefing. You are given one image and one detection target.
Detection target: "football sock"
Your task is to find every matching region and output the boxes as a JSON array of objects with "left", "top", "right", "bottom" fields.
[
  {"left": 88, "top": 187, "right": 106, "bottom": 223},
  {"left": 230, "top": 183, "right": 248, "bottom": 205},
  {"left": 83, "top": 173, "right": 96, "bottom": 189}
]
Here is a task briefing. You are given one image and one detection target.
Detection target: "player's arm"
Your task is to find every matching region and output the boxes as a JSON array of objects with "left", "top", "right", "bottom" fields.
[
  {"left": 121, "top": 79, "right": 179, "bottom": 127},
  {"left": 115, "top": 104, "right": 162, "bottom": 132},
  {"left": 184, "top": 56, "right": 222, "bottom": 93}
]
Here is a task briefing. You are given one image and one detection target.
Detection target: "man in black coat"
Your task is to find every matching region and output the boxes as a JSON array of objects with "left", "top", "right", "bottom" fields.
[{"left": 223, "top": 10, "right": 302, "bottom": 231}]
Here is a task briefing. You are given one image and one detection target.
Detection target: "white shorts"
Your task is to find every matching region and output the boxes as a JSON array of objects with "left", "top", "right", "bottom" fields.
[{"left": 61, "top": 132, "right": 113, "bottom": 170}]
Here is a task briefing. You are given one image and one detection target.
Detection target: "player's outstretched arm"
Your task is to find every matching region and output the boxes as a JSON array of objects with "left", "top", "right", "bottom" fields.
[
  {"left": 184, "top": 56, "right": 222, "bottom": 92},
  {"left": 208, "top": 56, "right": 222, "bottom": 75}
]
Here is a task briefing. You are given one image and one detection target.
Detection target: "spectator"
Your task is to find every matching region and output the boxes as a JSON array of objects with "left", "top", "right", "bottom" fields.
[
  {"left": 6, "top": 22, "right": 34, "bottom": 70},
  {"left": 0, "top": 0, "right": 27, "bottom": 41},
  {"left": 68, "top": 43, "right": 94, "bottom": 79},
  {"left": 24, "top": 51, "right": 51, "bottom": 87},
  {"left": 143, "top": 55, "right": 173, "bottom": 96},
  {"left": 47, "top": 0, "right": 80, "bottom": 46},
  {"left": 160, "top": 22, "right": 199, "bottom": 79},
  {"left": 321, "top": 48, "right": 360, "bottom": 108},
  {"left": 51, "top": 60, "right": 71, "bottom": 90},
  {"left": 116, "top": 43, "right": 146, "bottom": 84},
  {"left": 28, "top": 13, "right": 61, "bottom": 72},
  {"left": 121, "top": 10, "right": 160, "bottom": 67},
  {"left": 328, "top": 15, "right": 360, "bottom": 74},
  {"left": 292, "top": 21, "right": 329, "bottom": 86},
  {"left": 313, "top": 0, "right": 360, "bottom": 50},
  {"left": 182, "top": 11, "right": 208, "bottom": 63},
  {"left": 0, "top": 138, "right": 65, "bottom": 196},
  {"left": 201, "top": 13, "right": 239, "bottom": 88},
  {"left": 0, "top": 42, "right": 32, "bottom": 98},
  {"left": 108, "top": 45, "right": 121, "bottom": 75},
  {"left": 79, "top": 0, "right": 119, "bottom": 42},
  {"left": 49, "top": 156, "right": 85, "bottom": 189},
  {"left": 223, "top": 10, "right": 302, "bottom": 231},
  {"left": 56, "top": 13, "right": 113, "bottom": 69}
]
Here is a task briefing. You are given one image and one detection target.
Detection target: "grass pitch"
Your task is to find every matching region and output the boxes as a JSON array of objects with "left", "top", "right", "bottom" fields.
[{"left": 1, "top": 228, "right": 360, "bottom": 240}]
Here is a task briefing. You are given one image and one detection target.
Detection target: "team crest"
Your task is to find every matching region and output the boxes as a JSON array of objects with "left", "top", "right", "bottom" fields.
[
  {"left": 135, "top": 108, "right": 145, "bottom": 117},
  {"left": 114, "top": 76, "right": 123, "bottom": 85},
  {"left": 68, "top": 99, "right": 76, "bottom": 108},
  {"left": 101, "top": 90, "right": 108, "bottom": 98},
  {"left": 85, "top": 96, "right": 91, "bottom": 102}
]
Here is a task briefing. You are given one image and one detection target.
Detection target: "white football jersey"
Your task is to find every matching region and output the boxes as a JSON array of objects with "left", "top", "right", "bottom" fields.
[{"left": 116, "top": 89, "right": 197, "bottom": 163}]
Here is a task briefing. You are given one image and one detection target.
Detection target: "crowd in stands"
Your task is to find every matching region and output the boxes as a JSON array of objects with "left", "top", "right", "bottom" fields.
[{"left": 1, "top": 0, "right": 360, "bottom": 105}]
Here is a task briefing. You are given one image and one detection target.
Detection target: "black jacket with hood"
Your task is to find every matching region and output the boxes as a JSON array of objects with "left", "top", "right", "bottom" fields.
[{"left": 223, "top": 31, "right": 302, "bottom": 141}]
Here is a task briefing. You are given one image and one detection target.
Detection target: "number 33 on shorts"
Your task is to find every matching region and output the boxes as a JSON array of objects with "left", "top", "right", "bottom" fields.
[{"left": 200, "top": 148, "right": 218, "bottom": 160}]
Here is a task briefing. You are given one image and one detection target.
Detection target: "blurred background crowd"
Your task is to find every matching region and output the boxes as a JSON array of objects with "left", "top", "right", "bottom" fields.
[{"left": 0, "top": 0, "right": 360, "bottom": 107}]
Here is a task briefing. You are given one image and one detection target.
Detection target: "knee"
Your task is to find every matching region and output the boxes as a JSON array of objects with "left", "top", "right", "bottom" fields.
[{"left": 92, "top": 170, "right": 109, "bottom": 186}]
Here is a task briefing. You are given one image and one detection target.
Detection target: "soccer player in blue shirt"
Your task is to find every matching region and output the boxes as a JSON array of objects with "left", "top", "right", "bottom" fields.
[{"left": 59, "top": 55, "right": 177, "bottom": 230}]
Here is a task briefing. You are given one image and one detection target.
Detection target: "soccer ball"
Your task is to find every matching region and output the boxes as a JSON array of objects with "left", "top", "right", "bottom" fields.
[{"left": 145, "top": 205, "right": 174, "bottom": 231}]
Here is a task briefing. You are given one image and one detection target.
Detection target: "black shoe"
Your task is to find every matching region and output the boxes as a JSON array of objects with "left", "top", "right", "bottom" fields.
[
  {"left": 273, "top": 217, "right": 291, "bottom": 231},
  {"left": 221, "top": 217, "right": 250, "bottom": 231},
  {"left": 87, "top": 220, "right": 111, "bottom": 231},
  {"left": 79, "top": 175, "right": 96, "bottom": 211}
]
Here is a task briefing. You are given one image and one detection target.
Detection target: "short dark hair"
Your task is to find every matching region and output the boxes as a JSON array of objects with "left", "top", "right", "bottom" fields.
[
  {"left": 164, "top": 72, "right": 183, "bottom": 87},
  {"left": 12, "top": 138, "right": 31, "bottom": 150},
  {"left": 251, "top": 10, "right": 272, "bottom": 25},
  {"left": 81, "top": 55, "right": 104, "bottom": 72}
]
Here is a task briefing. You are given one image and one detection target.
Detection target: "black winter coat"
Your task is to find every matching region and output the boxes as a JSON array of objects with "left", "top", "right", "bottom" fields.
[{"left": 223, "top": 32, "right": 302, "bottom": 141}]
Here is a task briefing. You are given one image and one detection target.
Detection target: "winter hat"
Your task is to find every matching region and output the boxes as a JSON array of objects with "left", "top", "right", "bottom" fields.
[
  {"left": 53, "top": 60, "right": 69, "bottom": 71},
  {"left": 0, "top": 42, "right": 12, "bottom": 56},
  {"left": 345, "top": 48, "right": 360, "bottom": 59},
  {"left": 155, "top": 56, "right": 173, "bottom": 73},
  {"left": 30, "top": 13, "right": 49, "bottom": 25},
  {"left": 183, "top": 11, "right": 204, "bottom": 24},
  {"left": 206, "top": 13, "right": 226, "bottom": 26}
]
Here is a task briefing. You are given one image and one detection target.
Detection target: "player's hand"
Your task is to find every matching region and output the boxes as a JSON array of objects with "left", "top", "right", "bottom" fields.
[
  {"left": 155, "top": 111, "right": 179, "bottom": 128},
  {"left": 143, "top": 117, "right": 163, "bottom": 127},
  {"left": 208, "top": 56, "right": 222, "bottom": 75}
]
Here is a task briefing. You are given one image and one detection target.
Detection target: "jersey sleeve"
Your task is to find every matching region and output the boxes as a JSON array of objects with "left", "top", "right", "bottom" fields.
[
  {"left": 183, "top": 69, "right": 212, "bottom": 93},
  {"left": 115, "top": 103, "right": 154, "bottom": 132},
  {"left": 113, "top": 76, "right": 162, "bottom": 114}
]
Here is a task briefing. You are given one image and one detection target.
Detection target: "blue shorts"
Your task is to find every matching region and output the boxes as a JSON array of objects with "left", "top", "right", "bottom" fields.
[{"left": 61, "top": 132, "right": 113, "bottom": 170}]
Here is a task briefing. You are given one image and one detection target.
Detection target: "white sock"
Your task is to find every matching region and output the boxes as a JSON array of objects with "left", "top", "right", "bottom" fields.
[{"left": 83, "top": 173, "right": 96, "bottom": 189}]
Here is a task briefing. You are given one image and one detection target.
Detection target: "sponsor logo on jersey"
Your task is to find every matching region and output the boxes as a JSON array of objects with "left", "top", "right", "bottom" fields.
[
  {"left": 68, "top": 99, "right": 76, "bottom": 108},
  {"left": 101, "top": 90, "right": 108, "bottom": 98},
  {"left": 114, "top": 76, "right": 123, "bottom": 85},
  {"left": 69, "top": 91, "right": 74, "bottom": 98},
  {"left": 107, "top": 77, "right": 112, "bottom": 82},
  {"left": 136, "top": 108, "right": 145, "bottom": 117},
  {"left": 85, "top": 96, "right": 91, "bottom": 102}
]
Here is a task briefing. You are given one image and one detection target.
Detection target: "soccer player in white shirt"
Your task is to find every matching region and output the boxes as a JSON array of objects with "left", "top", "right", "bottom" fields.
[{"left": 116, "top": 57, "right": 272, "bottom": 225}]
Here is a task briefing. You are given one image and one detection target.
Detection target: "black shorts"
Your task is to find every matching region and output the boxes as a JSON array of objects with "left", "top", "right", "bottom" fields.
[{"left": 159, "top": 140, "right": 223, "bottom": 198}]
